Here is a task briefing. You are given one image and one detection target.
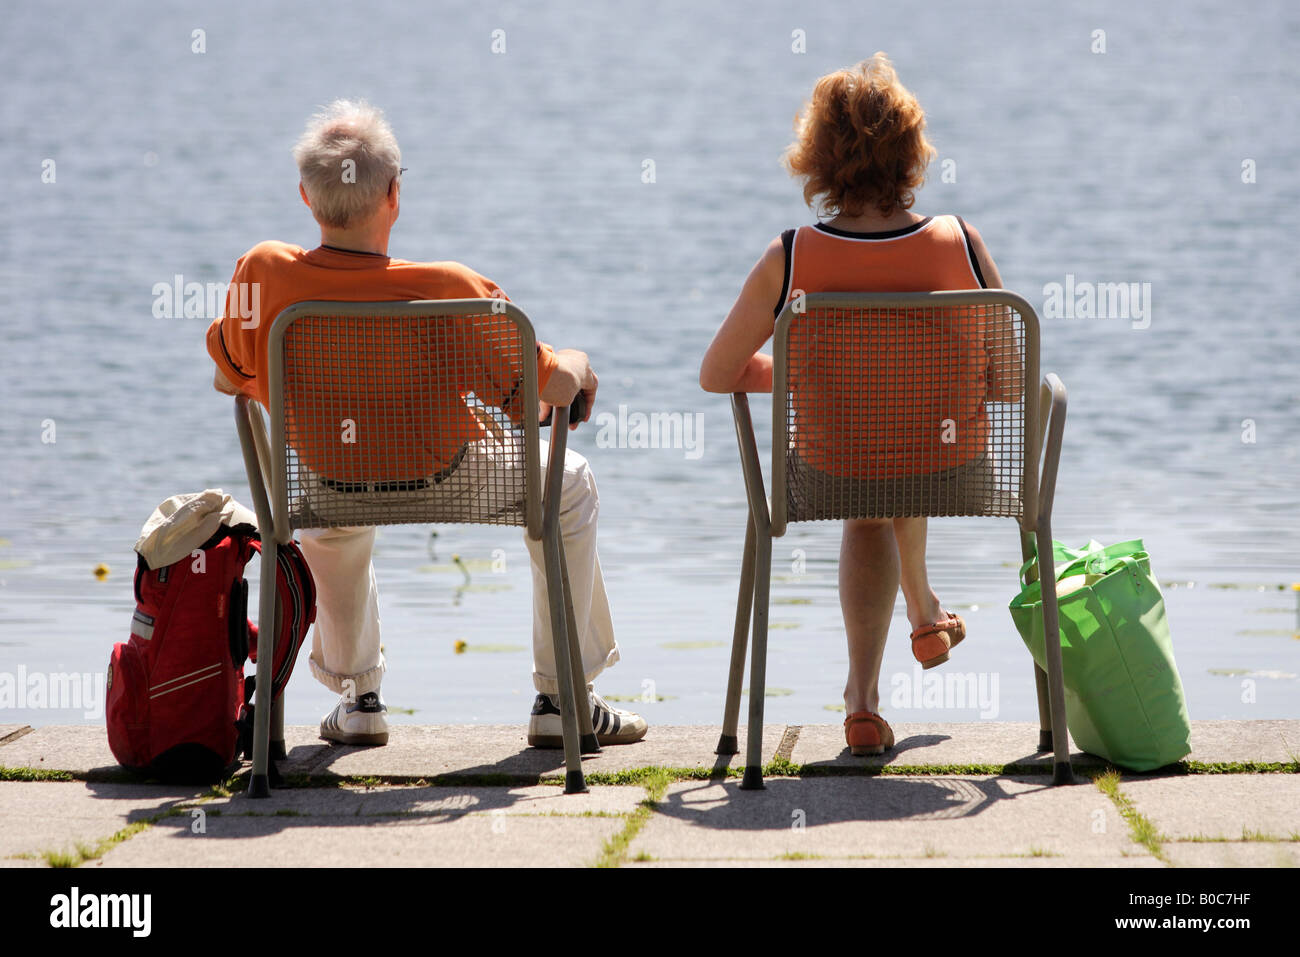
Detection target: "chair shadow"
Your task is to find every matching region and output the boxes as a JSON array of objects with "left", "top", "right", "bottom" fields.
[
  {"left": 652, "top": 731, "right": 1070, "bottom": 833},
  {"left": 653, "top": 774, "right": 1029, "bottom": 832},
  {"left": 295, "top": 739, "right": 568, "bottom": 781},
  {"left": 81, "top": 746, "right": 575, "bottom": 844},
  {"left": 72, "top": 728, "right": 1106, "bottom": 844}
]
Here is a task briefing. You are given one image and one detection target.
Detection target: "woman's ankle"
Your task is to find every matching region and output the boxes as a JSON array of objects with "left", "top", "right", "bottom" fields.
[
  {"left": 904, "top": 591, "right": 944, "bottom": 630},
  {"left": 844, "top": 687, "right": 880, "bottom": 715}
]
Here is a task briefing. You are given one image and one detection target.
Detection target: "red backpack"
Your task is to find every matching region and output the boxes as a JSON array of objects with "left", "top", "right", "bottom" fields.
[{"left": 106, "top": 523, "right": 315, "bottom": 782}]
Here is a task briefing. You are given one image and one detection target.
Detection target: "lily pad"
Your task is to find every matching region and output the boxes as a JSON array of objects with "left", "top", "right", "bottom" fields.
[
  {"left": 660, "top": 640, "right": 725, "bottom": 650},
  {"left": 1209, "top": 582, "right": 1284, "bottom": 591},
  {"left": 772, "top": 597, "right": 812, "bottom": 606},
  {"left": 823, "top": 703, "right": 846, "bottom": 713},
  {"left": 742, "top": 686, "right": 794, "bottom": 697},
  {"left": 1208, "top": 668, "right": 1296, "bottom": 679},
  {"left": 416, "top": 559, "right": 501, "bottom": 574}
]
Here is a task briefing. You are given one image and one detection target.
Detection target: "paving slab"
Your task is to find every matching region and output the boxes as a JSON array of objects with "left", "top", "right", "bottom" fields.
[
  {"left": 0, "top": 724, "right": 783, "bottom": 781},
  {"left": 787, "top": 720, "right": 1300, "bottom": 771},
  {"left": 294, "top": 723, "right": 784, "bottom": 780},
  {"left": 1122, "top": 775, "right": 1300, "bottom": 840},
  {"left": 630, "top": 776, "right": 1147, "bottom": 864},
  {"left": 789, "top": 721, "right": 1107, "bottom": 771},
  {"left": 1163, "top": 842, "right": 1300, "bottom": 868},
  {"left": 276, "top": 725, "right": 333, "bottom": 775},
  {"left": 7, "top": 722, "right": 1293, "bottom": 780},
  {"left": 95, "top": 809, "right": 623, "bottom": 867},
  {"left": 0, "top": 781, "right": 208, "bottom": 864},
  {"left": 0, "top": 725, "right": 131, "bottom": 778},
  {"left": 198, "top": 783, "right": 644, "bottom": 819},
  {"left": 0, "top": 725, "right": 329, "bottom": 780},
  {"left": 1182, "top": 720, "right": 1300, "bottom": 764},
  {"left": 628, "top": 856, "right": 1158, "bottom": 868},
  {"left": 0, "top": 725, "right": 32, "bottom": 746}
]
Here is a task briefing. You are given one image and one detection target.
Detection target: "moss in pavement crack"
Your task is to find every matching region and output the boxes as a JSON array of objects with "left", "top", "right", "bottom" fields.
[
  {"left": 592, "top": 768, "right": 672, "bottom": 868},
  {"left": 1094, "top": 768, "right": 1168, "bottom": 863}
]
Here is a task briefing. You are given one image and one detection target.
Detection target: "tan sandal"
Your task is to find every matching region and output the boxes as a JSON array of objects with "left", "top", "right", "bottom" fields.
[
  {"left": 911, "top": 611, "right": 966, "bottom": 670},
  {"left": 844, "top": 711, "right": 895, "bottom": 756}
]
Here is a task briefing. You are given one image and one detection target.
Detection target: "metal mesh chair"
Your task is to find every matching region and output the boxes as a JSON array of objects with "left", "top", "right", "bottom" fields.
[
  {"left": 234, "top": 299, "right": 597, "bottom": 797},
  {"left": 717, "top": 291, "right": 1072, "bottom": 787}
]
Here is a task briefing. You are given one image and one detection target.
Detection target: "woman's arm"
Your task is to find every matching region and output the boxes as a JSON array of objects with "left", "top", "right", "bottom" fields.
[
  {"left": 699, "top": 237, "right": 787, "bottom": 394},
  {"left": 965, "top": 222, "right": 1025, "bottom": 402}
]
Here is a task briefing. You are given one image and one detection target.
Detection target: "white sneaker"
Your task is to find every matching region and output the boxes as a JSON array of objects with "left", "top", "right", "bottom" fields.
[
  {"left": 527, "top": 688, "right": 648, "bottom": 747},
  {"left": 320, "top": 690, "right": 389, "bottom": 746}
]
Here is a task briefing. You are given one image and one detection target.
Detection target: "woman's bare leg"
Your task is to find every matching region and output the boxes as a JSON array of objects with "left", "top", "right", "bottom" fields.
[
  {"left": 842, "top": 517, "right": 950, "bottom": 713},
  {"left": 841, "top": 518, "right": 899, "bottom": 714},
  {"left": 893, "top": 516, "right": 943, "bottom": 631}
]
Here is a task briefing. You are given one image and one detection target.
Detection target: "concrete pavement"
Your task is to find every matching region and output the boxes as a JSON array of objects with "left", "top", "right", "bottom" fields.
[{"left": 1, "top": 721, "right": 1296, "bottom": 868}]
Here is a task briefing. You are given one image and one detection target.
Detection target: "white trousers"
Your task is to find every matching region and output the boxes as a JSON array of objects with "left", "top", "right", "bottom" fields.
[{"left": 296, "top": 436, "right": 620, "bottom": 698}]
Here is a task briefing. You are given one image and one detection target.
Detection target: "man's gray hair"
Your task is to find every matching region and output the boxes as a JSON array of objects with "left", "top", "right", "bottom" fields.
[{"left": 293, "top": 99, "right": 402, "bottom": 229}]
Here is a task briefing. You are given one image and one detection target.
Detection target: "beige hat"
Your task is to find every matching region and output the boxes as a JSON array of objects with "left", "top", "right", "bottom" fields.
[{"left": 134, "top": 489, "right": 259, "bottom": 570}]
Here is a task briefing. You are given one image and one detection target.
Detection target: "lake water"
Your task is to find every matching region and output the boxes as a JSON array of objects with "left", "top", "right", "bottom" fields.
[{"left": 2, "top": 0, "right": 1297, "bottom": 733}]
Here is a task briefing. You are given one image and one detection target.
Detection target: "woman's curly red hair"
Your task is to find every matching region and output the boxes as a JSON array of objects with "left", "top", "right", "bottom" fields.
[{"left": 784, "top": 53, "right": 936, "bottom": 218}]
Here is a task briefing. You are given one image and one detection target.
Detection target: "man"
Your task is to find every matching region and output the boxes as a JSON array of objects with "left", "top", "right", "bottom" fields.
[{"left": 206, "top": 99, "right": 645, "bottom": 749}]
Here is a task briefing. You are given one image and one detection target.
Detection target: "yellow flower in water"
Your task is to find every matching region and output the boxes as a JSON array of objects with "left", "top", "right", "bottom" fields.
[
  {"left": 454, "top": 640, "right": 468, "bottom": 654},
  {"left": 93, "top": 563, "right": 110, "bottom": 580}
]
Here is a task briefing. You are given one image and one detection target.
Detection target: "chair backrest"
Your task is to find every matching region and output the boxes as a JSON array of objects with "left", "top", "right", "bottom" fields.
[
  {"left": 770, "top": 290, "right": 1043, "bottom": 536},
  {"left": 260, "top": 299, "right": 543, "bottom": 540}
]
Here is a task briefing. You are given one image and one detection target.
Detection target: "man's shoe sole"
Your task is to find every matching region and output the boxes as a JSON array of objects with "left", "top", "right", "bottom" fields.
[
  {"left": 320, "top": 729, "right": 389, "bottom": 746},
  {"left": 528, "top": 729, "right": 646, "bottom": 748}
]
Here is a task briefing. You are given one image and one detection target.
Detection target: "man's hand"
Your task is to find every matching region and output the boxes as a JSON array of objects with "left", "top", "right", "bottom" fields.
[{"left": 539, "top": 348, "right": 596, "bottom": 429}]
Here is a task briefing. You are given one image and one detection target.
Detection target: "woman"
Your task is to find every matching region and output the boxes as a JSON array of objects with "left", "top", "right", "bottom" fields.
[{"left": 699, "top": 53, "right": 1017, "bottom": 757}]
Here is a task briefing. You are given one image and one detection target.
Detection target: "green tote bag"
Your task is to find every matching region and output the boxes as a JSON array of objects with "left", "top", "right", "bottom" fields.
[{"left": 1009, "top": 539, "right": 1192, "bottom": 771}]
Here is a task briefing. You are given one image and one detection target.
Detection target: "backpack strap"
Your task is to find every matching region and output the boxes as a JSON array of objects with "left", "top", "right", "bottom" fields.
[
  {"left": 235, "top": 675, "right": 284, "bottom": 788},
  {"left": 245, "top": 539, "right": 316, "bottom": 701}
]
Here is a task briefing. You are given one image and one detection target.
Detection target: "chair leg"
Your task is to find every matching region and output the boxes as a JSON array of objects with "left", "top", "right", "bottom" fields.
[
  {"left": 556, "top": 543, "right": 600, "bottom": 754},
  {"left": 247, "top": 544, "right": 278, "bottom": 798},
  {"left": 541, "top": 528, "right": 587, "bottom": 794},
  {"left": 718, "top": 515, "right": 756, "bottom": 756},
  {"left": 1020, "top": 530, "right": 1052, "bottom": 754},
  {"left": 1035, "top": 526, "right": 1074, "bottom": 785},
  {"left": 271, "top": 694, "right": 287, "bottom": 761},
  {"left": 741, "top": 531, "right": 772, "bottom": 790},
  {"left": 1033, "top": 663, "right": 1052, "bottom": 753}
]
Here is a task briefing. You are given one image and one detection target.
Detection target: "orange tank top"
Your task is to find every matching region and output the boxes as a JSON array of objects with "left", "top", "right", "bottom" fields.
[{"left": 781, "top": 215, "right": 989, "bottom": 479}]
